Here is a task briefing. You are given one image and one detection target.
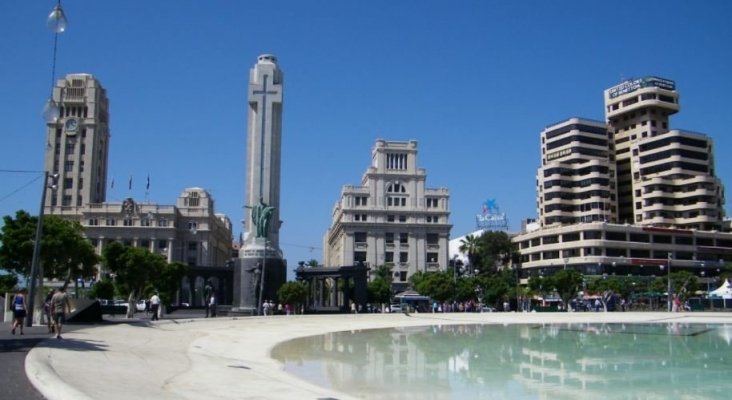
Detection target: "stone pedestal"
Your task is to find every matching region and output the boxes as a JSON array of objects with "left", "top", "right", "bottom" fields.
[{"left": 233, "top": 238, "right": 286, "bottom": 313}]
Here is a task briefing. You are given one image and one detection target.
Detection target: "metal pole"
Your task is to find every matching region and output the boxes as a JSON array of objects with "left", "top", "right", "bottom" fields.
[
  {"left": 257, "top": 240, "right": 267, "bottom": 315},
  {"left": 667, "top": 252, "right": 672, "bottom": 312},
  {"left": 27, "top": 172, "right": 50, "bottom": 327}
]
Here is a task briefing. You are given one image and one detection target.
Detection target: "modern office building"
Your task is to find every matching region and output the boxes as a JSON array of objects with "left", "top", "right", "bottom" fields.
[
  {"left": 515, "top": 77, "right": 730, "bottom": 279},
  {"left": 44, "top": 73, "right": 110, "bottom": 208},
  {"left": 538, "top": 118, "right": 615, "bottom": 227},
  {"left": 324, "top": 139, "right": 451, "bottom": 291},
  {"left": 604, "top": 77, "right": 724, "bottom": 230}
]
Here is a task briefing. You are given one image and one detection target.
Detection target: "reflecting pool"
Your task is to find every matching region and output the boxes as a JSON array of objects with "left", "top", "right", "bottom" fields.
[{"left": 272, "top": 323, "right": 732, "bottom": 399}]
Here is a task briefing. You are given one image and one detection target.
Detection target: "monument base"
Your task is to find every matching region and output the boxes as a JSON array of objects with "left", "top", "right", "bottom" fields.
[{"left": 233, "top": 239, "right": 286, "bottom": 311}]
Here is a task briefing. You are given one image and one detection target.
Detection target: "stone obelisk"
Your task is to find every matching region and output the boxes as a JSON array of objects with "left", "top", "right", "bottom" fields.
[{"left": 234, "top": 54, "right": 286, "bottom": 313}]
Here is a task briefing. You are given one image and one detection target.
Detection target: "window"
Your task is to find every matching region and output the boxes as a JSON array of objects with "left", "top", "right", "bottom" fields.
[
  {"left": 106, "top": 218, "right": 116, "bottom": 226},
  {"left": 427, "top": 252, "right": 438, "bottom": 263},
  {"left": 387, "top": 215, "right": 395, "bottom": 222},
  {"left": 158, "top": 240, "right": 168, "bottom": 249},
  {"left": 354, "top": 251, "right": 367, "bottom": 262},
  {"left": 123, "top": 218, "right": 134, "bottom": 226},
  {"left": 158, "top": 218, "right": 168, "bottom": 227},
  {"left": 186, "top": 191, "right": 200, "bottom": 207},
  {"left": 426, "top": 233, "right": 439, "bottom": 245},
  {"left": 188, "top": 241, "right": 197, "bottom": 251},
  {"left": 426, "top": 198, "right": 439, "bottom": 208},
  {"left": 355, "top": 196, "right": 368, "bottom": 206},
  {"left": 385, "top": 233, "right": 394, "bottom": 244},
  {"left": 64, "top": 160, "right": 74, "bottom": 172},
  {"left": 399, "top": 233, "right": 409, "bottom": 244},
  {"left": 399, "top": 271, "right": 407, "bottom": 282},
  {"left": 354, "top": 232, "right": 367, "bottom": 243},
  {"left": 398, "top": 215, "right": 407, "bottom": 223},
  {"left": 385, "top": 252, "right": 394, "bottom": 262},
  {"left": 140, "top": 239, "right": 150, "bottom": 249},
  {"left": 188, "top": 222, "right": 198, "bottom": 231},
  {"left": 354, "top": 214, "right": 367, "bottom": 221},
  {"left": 399, "top": 252, "right": 408, "bottom": 263},
  {"left": 141, "top": 218, "right": 152, "bottom": 227}
]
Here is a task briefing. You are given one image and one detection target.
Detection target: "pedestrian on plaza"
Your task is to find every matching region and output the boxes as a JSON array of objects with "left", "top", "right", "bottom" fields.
[
  {"left": 150, "top": 292, "right": 161, "bottom": 321},
  {"left": 44, "top": 289, "right": 55, "bottom": 333},
  {"left": 51, "top": 287, "right": 71, "bottom": 339},
  {"left": 204, "top": 281, "right": 213, "bottom": 317},
  {"left": 10, "top": 288, "right": 28, "bottom": 335},
  {"left": 208, "top": 291, "right": 217, "bottom": 318}
]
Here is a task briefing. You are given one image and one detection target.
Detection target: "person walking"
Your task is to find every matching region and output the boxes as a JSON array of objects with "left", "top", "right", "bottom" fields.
[
  {"left": 208, "top": 291, "right": 217, "bottom": 318},
  {"left": 44, "top": 289, "right": 55, "bottom": 333},
  {"left": 10, "top": 288, "right": 28, "bottom": 335},
  {"left": 150, "top": 292, "right": 160, "bottom": 321},
  {"left": 51, "top": 287, "right": 71, "bottom": 339}
]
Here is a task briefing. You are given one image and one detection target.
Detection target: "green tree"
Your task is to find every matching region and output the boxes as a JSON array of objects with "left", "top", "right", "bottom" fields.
[
  {"left": 277, "top": 281, "right": 308, "bottom": 313},
  {"left": 0, "top": 210, "right": 36, "bottom": 279},
  {"left": 307, "top": 259, "right": 319, "bottom": 267},
  {"left": 103, "top": 242, "right": 167, "bottom": 318},
  {"left": 0, "top": 273, "right": 19, "bottom": 294},
  {"left": 414, "top": 271, "right": 454, "bottom": 302},
  {"left": 88, "top": 278, "right": 115, "bottom": 301},
  {"left": 40, "top": 216, "right": 99, "bottom": 287},
  {"left": 367, "top": 279, "right": 391, "bottom": 305},
  {"left": 551, "top": 269, "right": 583, "bottom": 311},
  {"left": 474, "top": 231, "right": 516, "bottom": 274},
  {"left": 458, "top": 234, "right": 481, "bottom": 271},
  {"left": 368, "top": 264, "right": 394, "bottom": 305},
  {"left": 155, "top": 261, "right": 189, "bottom": 308},
  {"left": 0, "top": 211, "right": 98, "bottom": 288}
]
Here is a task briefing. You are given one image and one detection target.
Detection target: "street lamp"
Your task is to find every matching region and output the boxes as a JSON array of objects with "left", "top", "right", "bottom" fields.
[
  {"left": 564, "top": 257, "right": 569, "bottom": 271},
  {"left": 26, "top": 172, "right": 59, "bottom": 327}
]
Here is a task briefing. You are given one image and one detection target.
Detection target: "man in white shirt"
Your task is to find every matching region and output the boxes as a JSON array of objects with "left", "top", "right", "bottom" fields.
[{"left": 150, "top": 292, "right": 161, "bottom": 321}]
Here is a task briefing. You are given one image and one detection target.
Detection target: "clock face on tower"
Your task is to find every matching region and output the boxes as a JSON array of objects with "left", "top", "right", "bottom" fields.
[{"left": 64, "top": 118, "right": 79, "bottom": 135}]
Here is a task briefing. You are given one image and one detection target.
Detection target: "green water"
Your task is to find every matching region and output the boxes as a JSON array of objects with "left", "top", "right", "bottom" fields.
[{"left": 272, "top": 323, "right": 732, "bottom": 399}]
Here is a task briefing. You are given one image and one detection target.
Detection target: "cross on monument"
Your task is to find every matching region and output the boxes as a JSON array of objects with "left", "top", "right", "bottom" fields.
[{"left": 251, "top": 74, "right": 279, "bottom": 199}]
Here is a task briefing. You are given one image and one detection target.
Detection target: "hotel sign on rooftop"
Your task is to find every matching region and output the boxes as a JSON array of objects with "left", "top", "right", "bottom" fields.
[{"left": 608, "top": 76, "right": 676, "bottom": 98}]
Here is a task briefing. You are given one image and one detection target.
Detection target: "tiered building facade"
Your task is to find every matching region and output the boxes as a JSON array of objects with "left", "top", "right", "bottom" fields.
[
  {"left": 324, "top": 140, "right": 451, "bottom": 291},
  {"left": 517, "top": 77, "right": 730, "bottom": 279}
]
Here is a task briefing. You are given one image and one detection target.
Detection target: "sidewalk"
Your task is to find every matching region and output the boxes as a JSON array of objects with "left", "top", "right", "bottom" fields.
[{"left": 24, "top": 312, "right": 732, "bottom": 400}]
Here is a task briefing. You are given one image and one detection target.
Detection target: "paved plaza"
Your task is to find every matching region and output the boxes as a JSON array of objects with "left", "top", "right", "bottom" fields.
[{"left": 23, "top": 312, "right": 732, "bottom": 400}]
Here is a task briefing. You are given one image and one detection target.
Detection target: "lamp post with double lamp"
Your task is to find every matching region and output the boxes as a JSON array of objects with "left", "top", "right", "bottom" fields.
[
  {"left": 563, "top": 257, "right": 569, "bottom": 271},
  {"left": 26, "top": 172, "right": 59, "bottom": 327}
]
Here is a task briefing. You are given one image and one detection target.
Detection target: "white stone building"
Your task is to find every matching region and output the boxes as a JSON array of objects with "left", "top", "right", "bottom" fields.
[
  {"left": 324, "top": 139, "right": 451, "bottom": 289},
  {"left": 42, "top": 73, "right": 233, "bottom": 276}
]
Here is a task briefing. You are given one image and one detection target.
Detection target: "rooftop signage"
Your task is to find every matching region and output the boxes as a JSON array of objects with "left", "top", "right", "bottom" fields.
[
  {"left": 608, "top": 76, "right": 675, "bottom": 98},
  {"left": 476, "top": 198, "right": 509, "bottom": 231}
]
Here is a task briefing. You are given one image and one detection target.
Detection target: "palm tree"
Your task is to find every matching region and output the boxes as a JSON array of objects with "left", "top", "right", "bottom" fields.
[{"left": 459, "top": 234, "right": 481, "bottom": 272}]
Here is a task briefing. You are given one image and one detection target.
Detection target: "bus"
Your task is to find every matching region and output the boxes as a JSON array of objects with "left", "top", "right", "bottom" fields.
[{"left": 393, "top": 291, "right": 431, "bottom": 313}]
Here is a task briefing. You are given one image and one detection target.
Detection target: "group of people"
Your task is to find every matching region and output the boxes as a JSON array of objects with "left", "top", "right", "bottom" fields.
[{"left": 10, "top": 287, "right": 71, "bottom": 339}]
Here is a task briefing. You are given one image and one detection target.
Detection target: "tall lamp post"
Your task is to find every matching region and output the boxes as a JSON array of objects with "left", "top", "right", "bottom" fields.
[{"left": 27, "top": 172, "right": 58, "bottom": 327}]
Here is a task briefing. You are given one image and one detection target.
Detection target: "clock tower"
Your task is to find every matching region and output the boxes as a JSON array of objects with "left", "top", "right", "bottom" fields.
[{"left": 44, "top": 73, "right": 110, "bottom": 212}]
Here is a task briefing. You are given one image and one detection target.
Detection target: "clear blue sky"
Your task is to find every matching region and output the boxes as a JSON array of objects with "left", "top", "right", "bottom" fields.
[{"left": 2, "top": 1, "right": 732, "bottom": 276}]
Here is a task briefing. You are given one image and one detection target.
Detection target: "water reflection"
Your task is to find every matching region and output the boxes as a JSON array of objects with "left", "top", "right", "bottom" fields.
[{"left": 272, "top": 323, "right": 732, "bottom": 399}]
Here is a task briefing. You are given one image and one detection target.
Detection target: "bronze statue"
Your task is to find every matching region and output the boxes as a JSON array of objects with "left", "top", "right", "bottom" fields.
[{"left": 251, "top": 198, "right": 275, "bottom": 238}]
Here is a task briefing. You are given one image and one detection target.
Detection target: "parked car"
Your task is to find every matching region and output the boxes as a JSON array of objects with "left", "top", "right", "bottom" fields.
[
  {"left": 480, "top": 305, "right": 496, "bottom": 313},
  {"left": 136, "top": 300, "right": 146, "bottom": 312}
]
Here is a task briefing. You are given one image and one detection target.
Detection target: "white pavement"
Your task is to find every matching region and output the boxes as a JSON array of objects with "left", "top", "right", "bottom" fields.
[{"left": 25, "top": 312, "right": 732, "bottom": 400}]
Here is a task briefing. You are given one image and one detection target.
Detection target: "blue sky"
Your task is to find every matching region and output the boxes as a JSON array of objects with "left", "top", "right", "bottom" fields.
[{"left": 2, "top": 1, "right": 732, "bottom": 276}]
